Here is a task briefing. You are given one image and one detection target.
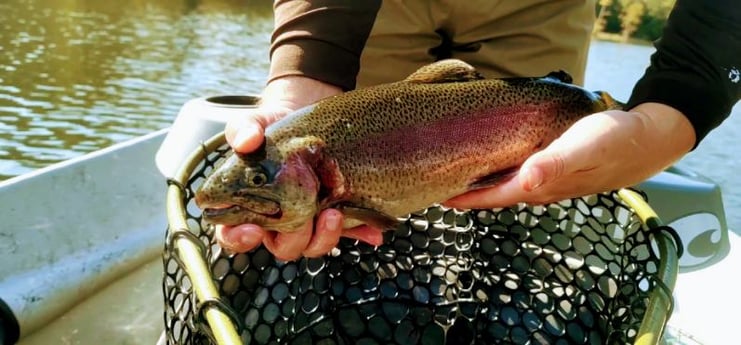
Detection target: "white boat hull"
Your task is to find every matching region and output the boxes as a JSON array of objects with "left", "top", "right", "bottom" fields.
[{"left": 0, "top": 130, "right": 169, "bottom": 345}]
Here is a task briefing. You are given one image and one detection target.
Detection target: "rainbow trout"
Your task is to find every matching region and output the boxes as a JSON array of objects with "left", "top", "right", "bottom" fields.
[{"left": 195, "top": 59, "right": 621, "bottom": 231}]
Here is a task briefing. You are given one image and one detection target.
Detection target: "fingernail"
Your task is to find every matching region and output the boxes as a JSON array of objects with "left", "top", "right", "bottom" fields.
[
  {"left": 525, "top": 167, "right": 544, "bottom": 191},
  {"left": 325, "top": 212, "right": 341, "bottom": 231}
]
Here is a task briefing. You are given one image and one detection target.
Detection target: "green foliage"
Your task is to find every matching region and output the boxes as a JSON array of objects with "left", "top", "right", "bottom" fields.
[
  {"left": 634, "top": 15, "right": 666, "bottom": 41},
  {"left": 594, "top": 0, "right": 624, "bottom": 34},
  {"left": 594, "top": 0, "right": 676, "bottom": 42},
  {"left": 620, "top": 1, "right": 646, "bottom": 40}
]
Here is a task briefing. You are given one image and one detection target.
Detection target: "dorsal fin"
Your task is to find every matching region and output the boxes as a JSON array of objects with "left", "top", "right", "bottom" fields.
[
  {"left": 405, "top": 59, "right": 484, "bottom": 84},
  {"left": 544, "top": 70, "right": 573, "bottom": 84}
]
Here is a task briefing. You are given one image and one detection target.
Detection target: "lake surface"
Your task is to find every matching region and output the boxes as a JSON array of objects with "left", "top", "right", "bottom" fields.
[
  {"left": 0, "top": 0, "right": 272, "bottom": 179},
  {"left": 1, "top": 0, "right": 739, "bottom": 231}
]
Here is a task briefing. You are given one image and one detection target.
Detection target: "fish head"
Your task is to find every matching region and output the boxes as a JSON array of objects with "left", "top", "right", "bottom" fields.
[{"left": 194, "top": 145, "right": 320, "bottom": 232}]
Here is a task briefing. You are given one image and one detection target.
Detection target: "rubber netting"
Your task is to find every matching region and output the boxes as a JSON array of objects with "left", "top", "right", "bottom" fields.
[{"left": 163, "top": 144, "right": 668, "bottom": 345}]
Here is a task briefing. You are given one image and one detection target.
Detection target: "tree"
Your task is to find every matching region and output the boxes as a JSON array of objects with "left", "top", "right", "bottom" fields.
[
  {"left": 594, "top": 0, "right": 614, "bottom": 34},
  {"left": 593, "top": 0, "right": 676, "bottom": 42},
  {"left": 621, "top": 1, "right": 647, "bottom": 42}
]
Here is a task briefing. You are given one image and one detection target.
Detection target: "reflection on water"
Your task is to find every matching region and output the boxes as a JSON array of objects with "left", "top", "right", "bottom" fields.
[{"left": 0, "top": 0, "right": 273, "bottom": 180}]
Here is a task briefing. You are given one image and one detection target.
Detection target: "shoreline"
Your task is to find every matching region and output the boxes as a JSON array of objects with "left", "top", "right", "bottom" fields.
[{"left": 592, "top": 32, "right": 654, "bottom": 46}]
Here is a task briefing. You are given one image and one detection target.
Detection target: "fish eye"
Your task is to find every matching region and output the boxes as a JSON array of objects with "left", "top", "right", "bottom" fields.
[{"left": 248, "top": 172, "right": 267, "bottom": 187}]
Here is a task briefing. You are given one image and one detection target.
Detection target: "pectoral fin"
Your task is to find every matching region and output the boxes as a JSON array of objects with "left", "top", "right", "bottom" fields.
[
  {"left": 469, "top": 167, "right": 519, "bottom": 190},
  {"left": 404, "top": 59, "right": 484, "bottom": 84},
  {"left": 337, "top": 204, "right": 400, "bottom": 231}
]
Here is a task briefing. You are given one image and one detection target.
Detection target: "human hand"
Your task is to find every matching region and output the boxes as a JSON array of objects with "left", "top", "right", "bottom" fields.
[
  {"left": 446, "top": 102, "right": 696, "bottom": 209},
  {"left": 215, "top": 76, "right": 384, "bottom": 261}
]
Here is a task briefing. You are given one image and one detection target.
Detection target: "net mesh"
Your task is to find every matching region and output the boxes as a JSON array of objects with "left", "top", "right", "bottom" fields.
[{"left": 162, "top": 143, "right": 671, "bottom": 345}]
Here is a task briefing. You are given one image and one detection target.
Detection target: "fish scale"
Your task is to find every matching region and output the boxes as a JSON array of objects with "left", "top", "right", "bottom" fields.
[{"left": 195, "top": 59, "right": 621, "bottom": 232}]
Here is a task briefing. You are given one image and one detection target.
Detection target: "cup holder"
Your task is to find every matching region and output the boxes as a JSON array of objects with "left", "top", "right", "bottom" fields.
[{"left": 156, "top": 94, "right": 261, "bottom": 177}]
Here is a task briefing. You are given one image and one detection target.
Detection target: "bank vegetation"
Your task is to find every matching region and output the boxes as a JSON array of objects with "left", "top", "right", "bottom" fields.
[{"left": 593, "top": 0, "right": 676, "bottom": 43}]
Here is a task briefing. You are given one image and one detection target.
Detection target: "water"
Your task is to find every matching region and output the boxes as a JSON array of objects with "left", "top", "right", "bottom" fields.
[
  {"left": 0, "top": 0, "right": 273, "bottom": 179},
  {"left": 1, "top": 0, "right": 739, "bottom": 230}
]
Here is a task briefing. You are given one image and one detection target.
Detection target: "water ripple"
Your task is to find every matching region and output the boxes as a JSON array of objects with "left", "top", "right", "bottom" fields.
[{"left": 0, "top": 0, "right": 272, "bottom": 180}]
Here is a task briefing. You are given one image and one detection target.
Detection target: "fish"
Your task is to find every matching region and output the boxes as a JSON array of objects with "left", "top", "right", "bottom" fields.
[{"left": 194, "top": 59, "right": 622, "bottom": 232}]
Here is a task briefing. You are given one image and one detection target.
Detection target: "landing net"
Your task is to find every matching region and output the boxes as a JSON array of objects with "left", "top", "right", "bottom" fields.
[{"left": 163, "top": 133, "right": 679, "bottom": 345}]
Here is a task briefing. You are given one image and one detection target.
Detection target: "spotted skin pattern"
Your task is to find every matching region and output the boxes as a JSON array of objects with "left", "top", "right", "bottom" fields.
[{"left": 195, "top": 59, "right": 621, "bottom": 232}]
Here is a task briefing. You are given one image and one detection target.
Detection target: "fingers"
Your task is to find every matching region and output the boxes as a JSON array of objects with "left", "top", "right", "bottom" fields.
[
  {"left": 215, "top": 224, "right": 265, "bottom": 253},
  {"left": 224, "top": 106, "right": 290, "bottom": 154},
  {"left": 342, "top": 225, "right": 385, "bottom": 246},
  {"left": 225, "top": 116, "right": 264, "bottom": 154},
  {"left": 303, "top": 209, "right": 386, "bottom": 257},
  {"left": 517, "top": 148, "right": 574, "bottom": 194},
  {"left": 444, "top": 178, "right": 524, "bottom": 209},
  {"left": 262, "top": 221, "right": 313, "bottom": 261},
  {"left": 262, "top": 210, "right": 385, "bottom": 261},
  {"left": 302, "top": 209, "right": 344, "bottom": 257},
  {"left": 215, "top": 210, "right": 386, "bottom": 260},
  {"left": 216, "top": 220, "right": 332, "bottom": 261},
  {"left": 519, "top": 156, "right": 555, "bottom": 192}
]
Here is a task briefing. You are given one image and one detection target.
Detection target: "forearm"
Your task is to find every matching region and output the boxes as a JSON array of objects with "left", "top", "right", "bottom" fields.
[{"left": 627, "top": 0, "right": 741, "bottom": 147}]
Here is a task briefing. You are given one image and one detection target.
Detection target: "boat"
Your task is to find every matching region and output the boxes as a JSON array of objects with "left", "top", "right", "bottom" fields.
[{"left": 0, "top": 96, "right": 739, "bottom": 345}]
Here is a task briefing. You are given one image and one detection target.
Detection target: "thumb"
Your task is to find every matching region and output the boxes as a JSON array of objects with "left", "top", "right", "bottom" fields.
[
  {"left": 225, "top": 116, "right": 264, "bottom": 154},
  {"left": 519, "top": 143, "right": 587, "bottom": 192},
  {"left": 225, "top": 105, "right": 296, "bottom": 153}
]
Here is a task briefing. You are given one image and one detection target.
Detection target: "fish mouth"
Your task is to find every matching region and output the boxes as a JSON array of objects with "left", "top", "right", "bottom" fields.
[
  {"left": 202, "top": 204, "right": 283, "bottom": 225},
  {"left": 201, "top": 195, "right": 283, "bottom": 225},
  {"left": 203, "top": 204, "right": 282, "bottom": 218},
  {"left": 203, "top": 205, "right": 244, "bottom": 218}
]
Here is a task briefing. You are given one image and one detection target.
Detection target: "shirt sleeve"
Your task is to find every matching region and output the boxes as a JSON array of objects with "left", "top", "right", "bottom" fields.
[
  {"left": 626, "top": 0, "right": 741, "bottom": 147},
  {"left": 269, "top": 0, "right": 382, "bottom": 91}
]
